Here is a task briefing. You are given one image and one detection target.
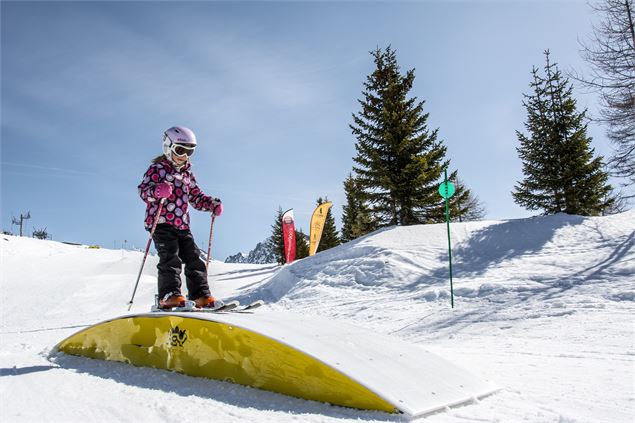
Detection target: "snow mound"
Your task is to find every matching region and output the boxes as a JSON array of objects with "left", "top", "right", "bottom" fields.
[{"left": 243, "top": 211, "right": 634, "bottom": 307}]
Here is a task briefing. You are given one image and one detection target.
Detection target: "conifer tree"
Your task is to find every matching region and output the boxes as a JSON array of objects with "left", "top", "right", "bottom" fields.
[
  {"left": 350, "top": 46, "right": 466, "bottom": 227},
  {"left": 295, "top": 229, "right": 310, "bottom": 259},
  {"left": 513, "top": 51, "right": 614, "bottom": 216},
  {"left": 341, "top": 175, "right": 357, "bottom": 243},
  {"left": 341, "top": 174, "right": 377, "bottom": 242},
  {"left": 451, "top": 177, "right": 486, "bottom": 222},
  {"left": 267, "top": 207, "right": 286, "bottom": 264},
  {"left": 315, "top": 197, "right": 341, "bottom": 253}
]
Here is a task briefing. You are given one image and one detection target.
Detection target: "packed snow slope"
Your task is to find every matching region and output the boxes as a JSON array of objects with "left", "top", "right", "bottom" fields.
[{"left": 1, "top": 210, "right": 634, "bottom": 423}]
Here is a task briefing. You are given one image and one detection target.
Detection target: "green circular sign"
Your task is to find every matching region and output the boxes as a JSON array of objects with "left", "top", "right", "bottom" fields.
[{"left": 438, "top": 181, "right": 455, "bottom": 199}]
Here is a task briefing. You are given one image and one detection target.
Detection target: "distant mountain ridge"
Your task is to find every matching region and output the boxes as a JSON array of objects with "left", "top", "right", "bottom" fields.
[{"left": 225, "top": 239, "right": 276, "bottom": 264}]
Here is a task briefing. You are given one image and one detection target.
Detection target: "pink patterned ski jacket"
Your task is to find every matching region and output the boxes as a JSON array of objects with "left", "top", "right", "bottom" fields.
[{"left": 138, "top": 158, "right": 215, "bottom": 231}]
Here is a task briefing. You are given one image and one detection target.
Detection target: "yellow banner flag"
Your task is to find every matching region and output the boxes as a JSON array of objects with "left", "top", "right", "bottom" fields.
[{"left": 309, "top": 201, "right": 333, "bottom": 256}]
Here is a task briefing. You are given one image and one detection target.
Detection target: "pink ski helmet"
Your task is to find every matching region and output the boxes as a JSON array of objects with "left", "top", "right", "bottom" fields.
[{"left": 162, "top": 126, "right": 197, "bottom": 161}]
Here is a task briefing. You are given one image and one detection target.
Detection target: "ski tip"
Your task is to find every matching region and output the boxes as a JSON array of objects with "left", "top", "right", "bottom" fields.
[
  {"left": 242, "top": 300, "right": 264, "bottom": 310},
  {"left": 213, "top": 300, "right": 239, "bottom": 312}
]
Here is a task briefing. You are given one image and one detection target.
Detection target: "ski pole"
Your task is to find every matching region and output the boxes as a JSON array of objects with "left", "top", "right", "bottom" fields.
[
  {"left": 127, "top": 198, "right": 165, "bottom": 311},
  {"left": 205, "top": 213, "right": 216, "bottom": 272}
]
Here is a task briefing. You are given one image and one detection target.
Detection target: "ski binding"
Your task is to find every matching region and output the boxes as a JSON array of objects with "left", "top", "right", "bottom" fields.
[{"left": 150, "top": 299, "right": 239, "bottom": 313}]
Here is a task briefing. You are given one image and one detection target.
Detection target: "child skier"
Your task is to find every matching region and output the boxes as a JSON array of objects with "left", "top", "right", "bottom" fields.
[{"left": 138, "top": 126, "right": 223, "bottom": 309}]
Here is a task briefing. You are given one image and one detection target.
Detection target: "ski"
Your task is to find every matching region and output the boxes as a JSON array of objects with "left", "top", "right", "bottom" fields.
[
  {"left": 205, "top": 300, "right": 240, "bottom": 312},
  {"left": 150, "top": 300, "right": 240, "bottom": 313},
  {"left": 149, "top": 299, "right": 264, "bottom": 313},
  {"left": 232, "top": 300, "right": 264, "bottom": 312}
]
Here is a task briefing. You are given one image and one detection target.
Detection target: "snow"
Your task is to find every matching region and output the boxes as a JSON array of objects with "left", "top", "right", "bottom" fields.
[{"left": 1, "top": 210, "right": 634, "bottom": 422}]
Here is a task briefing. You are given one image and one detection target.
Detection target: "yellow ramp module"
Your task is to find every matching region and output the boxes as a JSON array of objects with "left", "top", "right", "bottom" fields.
[{"left": 56, "top": 310, "right": 499, "bottom": 417}]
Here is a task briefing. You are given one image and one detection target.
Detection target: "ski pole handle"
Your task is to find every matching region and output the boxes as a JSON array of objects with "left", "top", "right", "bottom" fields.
[{"left": 127, "top": 198, "right": 165, "bottom": 311}]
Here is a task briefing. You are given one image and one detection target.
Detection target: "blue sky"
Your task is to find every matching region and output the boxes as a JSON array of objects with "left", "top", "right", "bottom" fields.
[{"left": 1, "top": 1, "right": 614, "bottom": 260}]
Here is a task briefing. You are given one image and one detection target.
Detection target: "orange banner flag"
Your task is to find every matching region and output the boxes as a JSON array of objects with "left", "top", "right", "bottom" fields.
[{"left": 309, "top": 201, "right": 333, "bottom": 256}]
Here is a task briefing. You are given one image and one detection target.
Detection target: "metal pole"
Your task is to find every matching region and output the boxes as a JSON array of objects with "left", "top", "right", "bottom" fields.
[
  {"left": 127, "top": 198, "right": 165, "bottom": 311},
  {"left": 444, "top": 169, "right": 454, "bottom": 308},
  {"left": 206, "top": 214, "right": 216, "bottom": 272}
]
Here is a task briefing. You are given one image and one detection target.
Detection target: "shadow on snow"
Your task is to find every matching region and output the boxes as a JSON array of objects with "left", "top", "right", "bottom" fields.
[
  {"left": 439, "top": 214, "right": 587, "bottom": 279},
  {"left": 48, "top": 352, "right": 405, "bottom": 422}
]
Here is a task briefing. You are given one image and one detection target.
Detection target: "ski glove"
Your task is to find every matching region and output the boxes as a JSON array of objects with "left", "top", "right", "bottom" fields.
[
  {"left": 154, "top": 182, "right": 173, "bottom": 199},
  {"left": 212, "top": 198, "right": 223, "bottom": 216}
]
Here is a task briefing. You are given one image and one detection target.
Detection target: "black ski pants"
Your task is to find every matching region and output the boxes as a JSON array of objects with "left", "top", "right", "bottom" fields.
[{"left": 152, "top": 224, "right": 211, "bottom": 300}]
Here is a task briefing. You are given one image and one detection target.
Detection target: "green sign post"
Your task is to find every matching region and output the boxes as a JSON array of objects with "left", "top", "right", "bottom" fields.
[{"left": 438, "top": 169, "right": 455, "bottom": 308}]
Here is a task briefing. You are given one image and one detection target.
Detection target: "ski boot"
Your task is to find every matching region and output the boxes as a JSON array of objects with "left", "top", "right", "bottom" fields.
[
  {"left": 194, "top": 295, "right": 218, "bottom": 309},
  {"left": 159, "top": 292, "right": 186, "bottom": 309}
]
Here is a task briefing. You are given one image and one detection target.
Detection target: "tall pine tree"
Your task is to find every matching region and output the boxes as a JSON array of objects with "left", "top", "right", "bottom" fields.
[
  {"left": 350, "top": 46, "right": 468, "bottom": 228},
  {"left": 513, "top": 51, "right": 613, "bottom": 216},
  {"left": 315, "top": 197, "right": 341, "bottom": 252}
]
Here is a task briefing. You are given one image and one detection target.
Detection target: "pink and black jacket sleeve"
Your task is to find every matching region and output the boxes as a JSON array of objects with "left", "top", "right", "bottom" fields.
[
  {"left": 137, "top": 159, "right": 215, "bottom": 231},
  {"left": 187, "top": 172, "right": 215, "bottom": 212}
]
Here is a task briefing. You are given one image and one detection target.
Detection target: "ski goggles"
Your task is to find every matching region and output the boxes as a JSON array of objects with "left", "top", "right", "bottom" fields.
[{"left": 170, "top": 143, "right": 196, "bottom": 157}]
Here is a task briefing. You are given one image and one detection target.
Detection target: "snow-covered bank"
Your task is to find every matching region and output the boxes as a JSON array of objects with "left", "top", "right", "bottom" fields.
[{"left": 1, "top": 211, "right": 634, "bottom": 422}]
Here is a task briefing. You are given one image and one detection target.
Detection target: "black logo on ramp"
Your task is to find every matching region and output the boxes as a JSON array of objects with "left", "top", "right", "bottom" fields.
[{"left": 169, "top": 326, "right": 188, "bottom": 347}]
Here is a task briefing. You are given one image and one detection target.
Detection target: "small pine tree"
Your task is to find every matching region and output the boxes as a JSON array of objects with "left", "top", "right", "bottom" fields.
[
  {"left": 513, "top": 51, "right": 613, "bottom": 216},
  {"left": 451, "top": 177, "right": 486, "bottom": 222},
  {"left": 341, "top": 173, "right": 378, "bottom": 242},
  {"left": 341, "top": 175, "right": 356, "bottom": 243},
  {"left": 266, "top": 207, "right": 286, "bottom": 264},
  {"left": 295, "top": 228, "right": 310, "bottom": 259},
  {"left": 315, "top": 197, "right": 341, "bottom": 253}
]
